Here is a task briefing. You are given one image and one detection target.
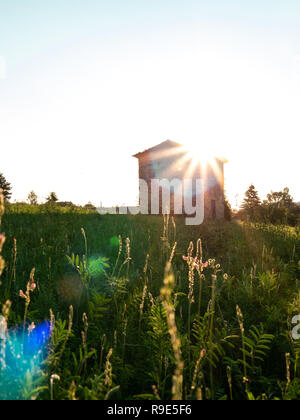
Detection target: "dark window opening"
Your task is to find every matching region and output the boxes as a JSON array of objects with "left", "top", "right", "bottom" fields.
[{"left": 211, "top": 200, "right": 216, "bottom": 220}]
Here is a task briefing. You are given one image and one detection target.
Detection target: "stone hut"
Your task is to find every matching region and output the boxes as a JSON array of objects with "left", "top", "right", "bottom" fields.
[{"left": 133, "top": 140, "right": 227, "bottom": 220}]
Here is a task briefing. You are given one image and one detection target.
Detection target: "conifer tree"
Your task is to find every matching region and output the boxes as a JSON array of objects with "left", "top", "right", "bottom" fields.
[
  {"left": 241, "top": 185, "right": 261, "bottom": 221},
  {"left": 0, "top": 172, "right": 12, "bottom": 201}
]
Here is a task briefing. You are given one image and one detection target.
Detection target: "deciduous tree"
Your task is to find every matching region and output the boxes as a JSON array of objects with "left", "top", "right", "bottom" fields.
[
  {"left": 46, "top": 192, "right": 58, "bottom": 203},
  {"left": 27, "top": 191, "right": 38, "bottom": 205}
]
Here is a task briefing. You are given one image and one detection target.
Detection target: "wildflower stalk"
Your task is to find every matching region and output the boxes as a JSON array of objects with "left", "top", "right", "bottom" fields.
[
  {"left": 99, "top": 333, "right": 107, "bottom": 368},
  {"left": 122, "top": 317, "right": 128, "bottom": 368},
  {"left": 125, "top": 237, "right": 131, "bottom": 279},
  {"left": 169, "top": 242, "right": 177, "bottom": 265},
  {"left": 81, "top": 312, "right": 88, "bottom": 375},
  {"left": 182, "top": 239, "right": 209, "bottom": 378},
  {"left": 19, "top": 268, "right": 36, "bottom": 331},
  {"left": 0, "top": 300, "right": 11, "bottom": 371},
  {"left": 196, "top": 239, "right": 203, "bottom": 317},
  {"left": 152, "top": 384, "right": 161, "bottom": 400},
  {"left": 209, "top": 274, "right": 217, "bottom": 399},
  {"left": 183, "top": 238, "right": 208, "bottom": 336},
  {"left": 8, "top": 238, "right": 17, "bottom": 296},
  {"left": 55, "top": 305, "right": 73, "bottom": 368},
  {"left": 81, "top": 227, "right": 88, "bottom": 262},
  {"left": 161, "top": 262, "right": 184, "bottom": 400},
  {"left": 50, "top": 309, "right": 55, "bottom": 333},
  {"left": 236, "top": 305, "right": 248, "bottom": 392},
  {"left": 104, "top": 348, "right": 113, "bottom": 388},
  {"left": 139, "top": 285, "right": 147, "bottom": 334},
  {"left": 50, "top": 374, "right": 60, "bottom": 401},
  {"left": 191, "top": 349, "right": 206, "bottom": 393},
  {"left": 227, "top": 366, "right": 233, "bottom": 401},
  {"left": 187, "top": 242, "right": 194, "bottom": 369},
  {"left": 285, "top": 353, "right": 291, "bottom": 387},
  {"left": 112, "top": 235, "right": 122, "bottom": 278},
  {"left": 171, "top": 217, "right": 176, "bottom": 244},
  {"left": 0, "top": 190, "right": 5, "bottom": 278},
  {"left": 118, "top": 237, "right": 131, "bottom": 278},
  {"left": 68, "top": 381, "right": 77, "bottom": 401},
  {"left": 161, "top": 214, "right": 171, "bottom": 263},
  {"left": 197, "top": 274, "right": 204, "bottom": 317}
]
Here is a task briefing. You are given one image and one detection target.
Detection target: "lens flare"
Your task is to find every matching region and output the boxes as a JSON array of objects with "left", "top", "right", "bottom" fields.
[
  {"left": 137, "top": 141, "right": 226, "bottom": 191},
  {"left": 0, "top": 321, "right": 52, "bottom": 400},
  {"left": 88, "top": 256, "right": 110, "bottom": 278},
  {"left": 109, "top": 236, "right": 120, "bottom": 248},
  {"left": 58, "top": 274, "right": 83, "bottom": 303}
]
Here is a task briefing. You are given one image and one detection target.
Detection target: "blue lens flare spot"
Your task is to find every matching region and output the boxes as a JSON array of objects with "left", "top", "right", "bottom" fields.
[{"left": 0, "top": 321, "right": 52, "bottom": 400}]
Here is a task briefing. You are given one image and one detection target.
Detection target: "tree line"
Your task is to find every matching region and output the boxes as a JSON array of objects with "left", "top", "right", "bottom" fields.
[
  {"left": 237, "top": 184, "right": 299, "bottom": 226},
  {"left": 0, "top": 172, "right": 299, "bottom": 225},
  {"left": 0, "top": 173, "right": 96, "bottom": 209}
]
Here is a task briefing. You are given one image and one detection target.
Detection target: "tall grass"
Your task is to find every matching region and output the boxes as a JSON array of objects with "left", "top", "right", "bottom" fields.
[{"left": 0, "top": 203, "right": 299, "bottom": 400}]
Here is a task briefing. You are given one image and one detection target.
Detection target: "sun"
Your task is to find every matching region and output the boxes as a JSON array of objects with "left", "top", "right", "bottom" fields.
[
  {"left": 184, "top": 143, "right": 215, "bottom": 165},
  {"left": 179, "top": 142, "right": 226, "bottom": 182},
  {"left": 178, "top": 143, "right": 213, "bottom": 177}
]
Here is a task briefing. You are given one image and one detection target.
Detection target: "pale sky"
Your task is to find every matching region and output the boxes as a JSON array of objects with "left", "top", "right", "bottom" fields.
[{"left": 0, "top": 0, "right": 299, "bottom": 207}]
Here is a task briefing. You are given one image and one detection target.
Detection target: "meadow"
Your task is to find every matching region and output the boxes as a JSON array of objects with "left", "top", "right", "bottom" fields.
[{"left": 0, "top": 203, "right": 299, "bottom": 400}]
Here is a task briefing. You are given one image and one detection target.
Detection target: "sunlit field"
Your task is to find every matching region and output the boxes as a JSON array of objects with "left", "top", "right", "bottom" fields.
[{"left": 0, "top": 203, "right": 299, "bottom": 400}]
